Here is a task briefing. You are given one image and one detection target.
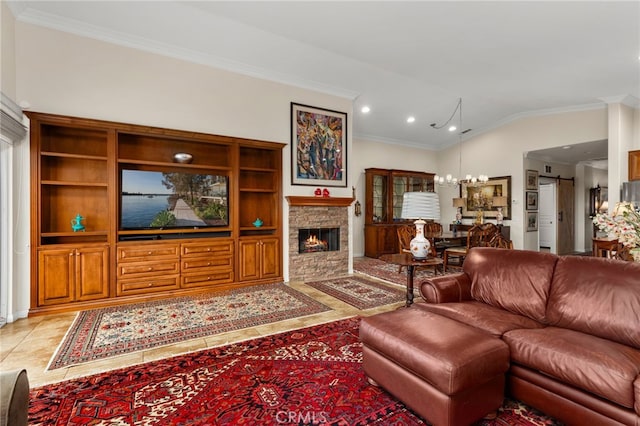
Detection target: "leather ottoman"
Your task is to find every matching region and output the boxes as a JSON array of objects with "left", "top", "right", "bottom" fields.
[{"left": 360, "top": 308, "right": 509, "bottom": 426}]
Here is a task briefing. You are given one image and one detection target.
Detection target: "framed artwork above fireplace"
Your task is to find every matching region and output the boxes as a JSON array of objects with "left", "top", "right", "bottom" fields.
[{"left": 291, "top": 103, "right": 347, "bottom": 187}]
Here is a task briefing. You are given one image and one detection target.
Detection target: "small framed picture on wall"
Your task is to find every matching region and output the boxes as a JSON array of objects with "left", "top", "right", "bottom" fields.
[
  {"left": 527, "top": 212, "right": 539, "bottom": 232},
  {"left": 526, "top": 169, "right": 539, "bottom": 190},
  {"left": 526, "top": 191, "right": 539, "bottom": 211}
]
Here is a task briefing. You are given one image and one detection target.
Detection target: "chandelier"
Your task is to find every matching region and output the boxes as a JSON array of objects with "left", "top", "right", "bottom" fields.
[{"left": 432, "top": 98, "right": 487, "bottom": 187}]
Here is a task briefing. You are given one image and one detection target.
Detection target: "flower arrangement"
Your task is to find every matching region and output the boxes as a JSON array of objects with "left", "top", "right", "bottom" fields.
[{"left": 592, "top": 202, "right": 640, "bottom": 248}]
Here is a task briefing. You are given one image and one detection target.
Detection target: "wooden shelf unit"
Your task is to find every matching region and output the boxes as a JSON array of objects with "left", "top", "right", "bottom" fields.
[{"left": 28, "top": 112, "right": 284, "bottom": 315}]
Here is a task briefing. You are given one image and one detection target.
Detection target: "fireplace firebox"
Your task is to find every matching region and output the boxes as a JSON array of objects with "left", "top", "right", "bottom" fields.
[{"left": 298, "top": 227, "right": 340, "bottom": 253}]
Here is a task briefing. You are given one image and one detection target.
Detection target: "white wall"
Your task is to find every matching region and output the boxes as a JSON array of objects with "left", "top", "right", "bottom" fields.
[{"left": 1, "top": 2, "right": 17, "bottom": 99}]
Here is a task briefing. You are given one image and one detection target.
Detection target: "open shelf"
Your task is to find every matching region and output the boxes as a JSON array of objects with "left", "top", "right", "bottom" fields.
[{"left": 118, "top": 133, "right": 232, "bottom": 168}]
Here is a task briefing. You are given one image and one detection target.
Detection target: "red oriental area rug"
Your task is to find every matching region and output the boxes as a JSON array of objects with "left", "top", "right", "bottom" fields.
[
  {"left": 48, "top": 283, "right": 331, "bottom": 370},
  {"left": 30, "top": 318, "right": 561, "bottom": 425},
  {"left": 306, "top": 276, "right": 405, "bottom": 309}
]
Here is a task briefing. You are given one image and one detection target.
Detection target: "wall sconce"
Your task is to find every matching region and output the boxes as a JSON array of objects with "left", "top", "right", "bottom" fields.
[{"left": 352, "top": 186, "right": 362, "bottom": 216}]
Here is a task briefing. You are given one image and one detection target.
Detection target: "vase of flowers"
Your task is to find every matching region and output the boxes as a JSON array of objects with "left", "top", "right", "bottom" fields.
[{"left": 593, "top": 202, "right": 640, "bottom": 261}]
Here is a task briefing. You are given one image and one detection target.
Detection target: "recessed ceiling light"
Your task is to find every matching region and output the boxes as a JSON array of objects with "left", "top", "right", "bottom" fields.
[
  {"left": 407, "top": 116, "right": 415, "bottom": 123},
  {"left": 448, "top": 125, "right": 457, "bottom": 132},
  {"left": 361, "top": 106, "right": 370, "bottom": 113},
  {"left": 562, "top": 146, "right": 572, "bottom": 150}
]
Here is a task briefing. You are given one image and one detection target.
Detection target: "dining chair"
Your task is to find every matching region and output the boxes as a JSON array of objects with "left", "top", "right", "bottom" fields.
[{"left": 443, "top": 223, "right": 500, "bottom": 271}]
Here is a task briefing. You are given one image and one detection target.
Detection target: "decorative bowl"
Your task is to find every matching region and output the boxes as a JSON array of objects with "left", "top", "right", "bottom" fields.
[{"left": 173, "top": 152, "right": 193, "bottom": 164}]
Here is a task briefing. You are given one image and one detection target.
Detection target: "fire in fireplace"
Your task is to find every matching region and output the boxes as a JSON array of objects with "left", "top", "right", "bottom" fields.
[{"left": 298, "top": 227, "right": 340, "bottom": 253}]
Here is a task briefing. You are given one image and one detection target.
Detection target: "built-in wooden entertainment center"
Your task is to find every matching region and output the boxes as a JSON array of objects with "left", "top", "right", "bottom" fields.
[{"left": 28, "top": 112, "right": 284, "bottom": 315}]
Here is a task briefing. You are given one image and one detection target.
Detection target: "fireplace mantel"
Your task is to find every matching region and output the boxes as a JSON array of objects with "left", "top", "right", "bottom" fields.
[{"left": 286, "top": 196, "right": 354, "bottom": 207}]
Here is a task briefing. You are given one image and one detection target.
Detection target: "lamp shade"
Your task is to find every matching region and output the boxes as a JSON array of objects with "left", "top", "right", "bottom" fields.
[
  {"left": 452, "top": 197, "right": 466, "bottom": 208},
  {"left": 492, "top": 196, "right": 508, "bottom": 207},
  {"left": 401, "top": 192, "right": 441, "bottom": 221}
]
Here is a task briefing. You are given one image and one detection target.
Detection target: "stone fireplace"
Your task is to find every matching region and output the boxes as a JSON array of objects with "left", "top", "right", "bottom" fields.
[{"left": 287, "top": 196, "right": 352, "bottom": 282}]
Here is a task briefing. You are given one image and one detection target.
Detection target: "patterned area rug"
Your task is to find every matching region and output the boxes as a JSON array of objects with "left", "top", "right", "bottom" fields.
[
  {"left": 48, "top": 283, "right": 331, "bottom": 370},
  {"left": 354, "top": 256, "right": 462, "bottom": 286},
  {"left": 30, "top": 318, "right": 561, "bottom": 425},
  {"left": 306, "top": 276, "right": 405, "bottom": 310}
]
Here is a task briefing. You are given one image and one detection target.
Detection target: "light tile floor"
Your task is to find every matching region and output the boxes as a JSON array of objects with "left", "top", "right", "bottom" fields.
[{"left": 0, "top": 278, "right": 403, "bottom": 387}]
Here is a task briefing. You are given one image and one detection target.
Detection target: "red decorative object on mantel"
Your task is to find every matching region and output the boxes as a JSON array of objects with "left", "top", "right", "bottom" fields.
[
  {"left": 323, "top": 188, "right": 330, "bottom": 197},
  {"left": 314, "top": 188, "right": 322, "bottom": 197}
]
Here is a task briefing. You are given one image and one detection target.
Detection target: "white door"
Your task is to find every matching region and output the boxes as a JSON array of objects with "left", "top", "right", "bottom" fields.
[{"left": 539, "top": 183, "right": 556, "bottom": 252}]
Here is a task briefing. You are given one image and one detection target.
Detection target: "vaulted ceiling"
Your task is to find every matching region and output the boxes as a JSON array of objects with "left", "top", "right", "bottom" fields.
[{"left": 7, "top": 1, "right": 640, "bottom": 158}]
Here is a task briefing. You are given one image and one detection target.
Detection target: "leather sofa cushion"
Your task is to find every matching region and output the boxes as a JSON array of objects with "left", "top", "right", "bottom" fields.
[
  {"left": 360, "top": 308, "right": 509, "bottom": 396},
  {"left": 546, "top": 256, "right": 640, "bottom": 349},
  {"left": 415, "top": 301, "right": 543, "bottom": 337},
  {"left": 504, "top": 326, "right": 640, "bottom": 409},
  {"left": 464, "top": 248, "right": 558, "bottom": 323},
  {"left": 635, "top": 376, "right": 640, "bottom": 416}
]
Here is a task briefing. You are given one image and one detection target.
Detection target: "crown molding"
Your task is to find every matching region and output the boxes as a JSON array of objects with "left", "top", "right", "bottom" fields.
[
  {"left": 0, "top": 93, "right": 26, "bottom": 145},
  {"left": 599, "top": 94, "right": 640, "bottom": 109},
  {"left": 15, "top": 8, "right": 360, "bottom": 101}
]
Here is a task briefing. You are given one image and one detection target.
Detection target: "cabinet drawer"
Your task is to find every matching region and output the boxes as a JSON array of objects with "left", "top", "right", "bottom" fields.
[
  {"left": 181, "top": 270, "right": 234, "bottom": 288},
  {"left": 117, "top": 275, "right": 180, "bottom": 296},
  {"left": 117, "top": 244, "right": 180, "bottom": 262},
  {"left": 181, "top": 240, "right": 233, "bottom": 257},
  {"left": 117, "top": 261, "right": 180, "bottom": 278},
  {"left": 181, "top": 255, "right": 232, "bottom": 271}
]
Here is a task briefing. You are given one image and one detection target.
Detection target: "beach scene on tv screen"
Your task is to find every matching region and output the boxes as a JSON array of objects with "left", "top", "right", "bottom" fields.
[{"left": 121, "top": 170, "right": 228, "bottom": 229}]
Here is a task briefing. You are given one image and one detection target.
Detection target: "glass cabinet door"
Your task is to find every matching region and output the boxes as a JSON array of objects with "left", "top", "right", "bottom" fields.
[
  {"left": 392, "top": 175, "right": 435, "bottom": 220},
  {"left": 372, "top": 174, "right": 388, "bottom": 223},
  {"left": 392, "top": 177, "right": 407, "bottom": 220}
]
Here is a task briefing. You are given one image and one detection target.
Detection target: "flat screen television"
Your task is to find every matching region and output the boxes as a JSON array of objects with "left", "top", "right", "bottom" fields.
[{"left": 120, "top": 169, "right": 229, "bottom": 230}]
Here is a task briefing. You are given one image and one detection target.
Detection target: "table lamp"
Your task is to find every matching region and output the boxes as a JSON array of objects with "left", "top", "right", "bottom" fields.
[
  {"left": 492, "top": 196, "right": 508, "bottom": 225},
  {"left": 452, "top": 197, "right": 465, "bottom": 224},
  {"left": 401, "top": 192, "right": 441, "bottom": 260}
]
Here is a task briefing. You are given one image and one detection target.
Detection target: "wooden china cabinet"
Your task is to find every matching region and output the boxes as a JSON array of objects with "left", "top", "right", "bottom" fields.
[
  {"left": 28, "top": 112, "right": 284, "bottom": 315},
  {"left": 364, "top": 168, "right": 435, "bottom": 258}
]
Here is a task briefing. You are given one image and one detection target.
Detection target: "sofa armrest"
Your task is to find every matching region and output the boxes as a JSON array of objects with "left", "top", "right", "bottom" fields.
[
  {"left": 0, "top": 369, "right": 29, "bottom": 426},
  {"left": 419, "top": 273, "right": 472, "bottom": 304}
]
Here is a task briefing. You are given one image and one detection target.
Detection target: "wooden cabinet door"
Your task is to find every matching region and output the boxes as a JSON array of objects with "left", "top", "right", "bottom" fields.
[
  {"left": 629, "top": 150, "right": 640, "bottom": 181},
  {"left": 75, "top": 246, "right": 109, "bottom": 301},
  {"left": 380, "top": 226, "right": 399, "bottom": 255},
  {"left": 238, "top": 240, "right": 260, "bottom": 281},
  {"left": 38, "top": 245, "right": 109, "bottom": 306},
  {"left": 259, "top": 237, "right": 280, "bottom": 279},
  {"left": 238, "top": 238, "right": 281, "bottom": 281},
  {"left": 38, "top": 248, "right": 75, "bottom": 306}
]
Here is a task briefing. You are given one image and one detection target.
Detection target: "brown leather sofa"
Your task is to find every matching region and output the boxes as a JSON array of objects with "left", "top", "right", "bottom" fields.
[{"left": 412, "top": 247, "right": 640, "bottom": 425}]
